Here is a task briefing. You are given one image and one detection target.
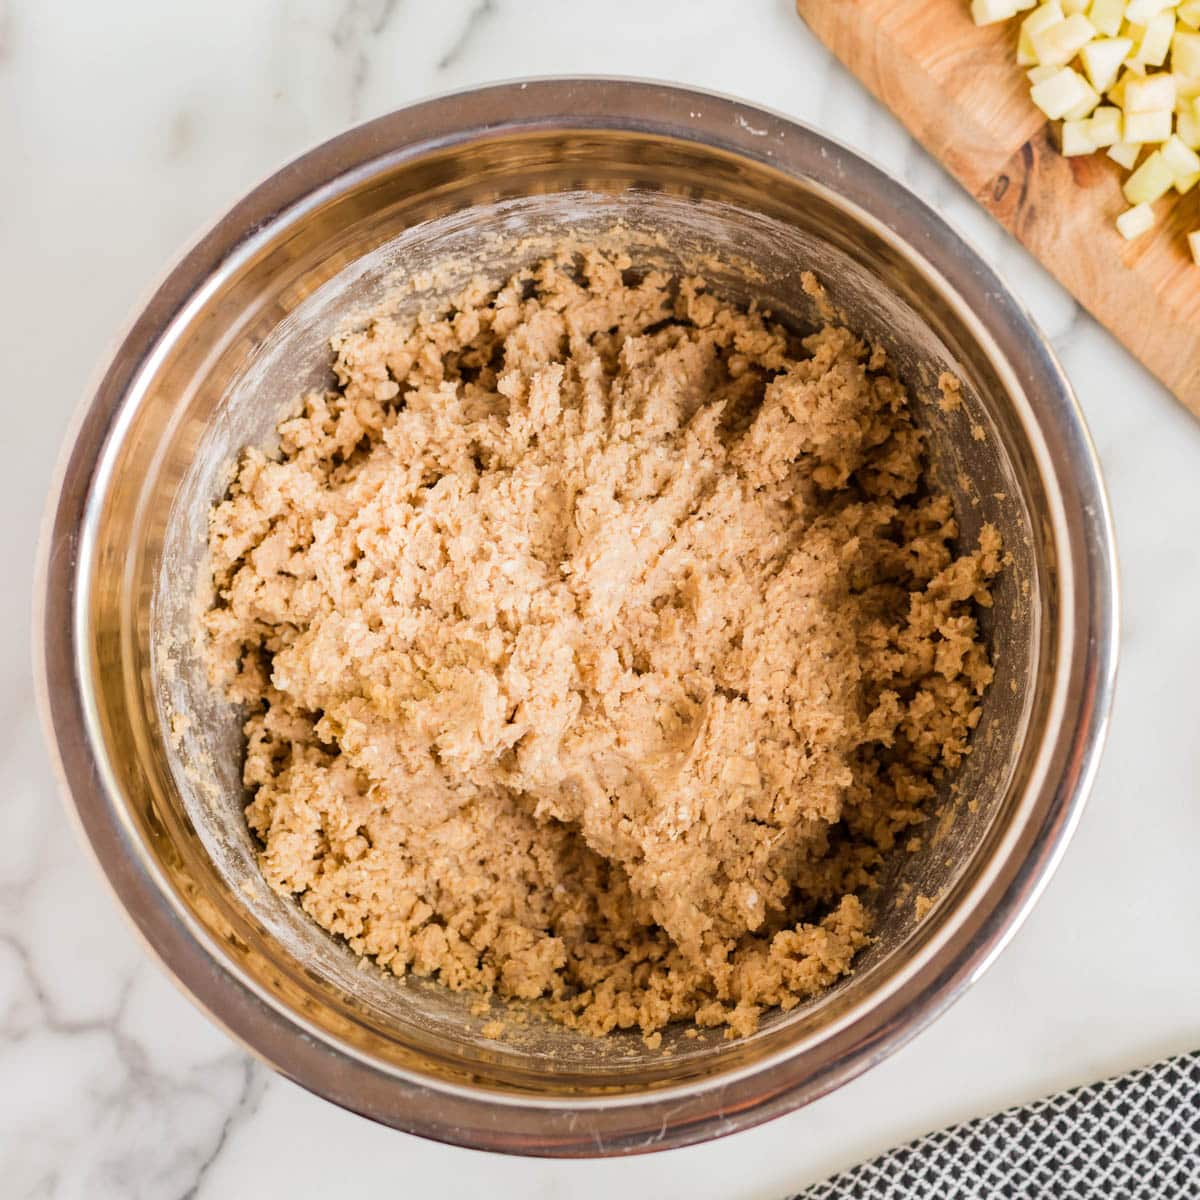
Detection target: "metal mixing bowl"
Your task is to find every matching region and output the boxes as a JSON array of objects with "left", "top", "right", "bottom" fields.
[{"left": 36, "top": 80, "right": 1118, "bottom": 1156}]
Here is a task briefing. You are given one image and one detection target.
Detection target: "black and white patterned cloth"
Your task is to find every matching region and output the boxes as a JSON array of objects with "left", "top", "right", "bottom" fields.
[{"left": 794, "top": 1050, "right": 1200, "bottom": 1199}]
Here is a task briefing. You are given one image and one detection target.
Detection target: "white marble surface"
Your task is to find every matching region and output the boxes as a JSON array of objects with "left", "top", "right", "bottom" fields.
[{"left": 3, "top": 1, "right": 1199, "bottom": 1196}]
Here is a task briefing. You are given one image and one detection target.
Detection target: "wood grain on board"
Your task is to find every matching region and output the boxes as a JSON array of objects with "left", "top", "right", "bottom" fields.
[{"left": 796, "top": 0, "right": 1200, "bottom": 412}]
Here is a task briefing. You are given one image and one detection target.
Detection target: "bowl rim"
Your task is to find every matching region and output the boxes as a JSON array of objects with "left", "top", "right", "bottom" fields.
[{"left": 34, "top": 77, "right": 1119, "bottom": 1156}]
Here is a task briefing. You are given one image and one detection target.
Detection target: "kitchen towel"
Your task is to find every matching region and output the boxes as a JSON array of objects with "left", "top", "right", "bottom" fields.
[{"left": 793, "top": 1049, "right": 1199, "bottom": 1199}]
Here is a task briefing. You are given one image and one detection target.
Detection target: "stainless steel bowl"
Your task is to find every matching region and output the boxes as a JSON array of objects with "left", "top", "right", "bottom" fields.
[{"left": 36, "top": 80, "right": 1118, "bottom": 1156}]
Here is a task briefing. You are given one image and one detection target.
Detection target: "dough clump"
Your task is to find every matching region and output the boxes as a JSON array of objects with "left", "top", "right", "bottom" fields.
[{"left": 204, "top": 248, "right": 1000, "bottom": 1039}]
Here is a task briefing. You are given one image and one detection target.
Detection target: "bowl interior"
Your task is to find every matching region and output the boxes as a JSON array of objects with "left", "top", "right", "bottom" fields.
[{"left": 88, "top": 128, "right": 1047, "bottom": 1102}]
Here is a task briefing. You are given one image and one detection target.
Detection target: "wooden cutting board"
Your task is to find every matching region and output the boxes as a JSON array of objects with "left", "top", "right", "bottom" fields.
[{"left": 796, "top": 0, "right": 1200, "bottom": 413}]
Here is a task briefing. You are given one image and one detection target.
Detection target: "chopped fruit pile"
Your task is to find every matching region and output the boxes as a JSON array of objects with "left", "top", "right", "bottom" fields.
[{"left": 972, "top": 0, "right": 1200, "bottom": 264}]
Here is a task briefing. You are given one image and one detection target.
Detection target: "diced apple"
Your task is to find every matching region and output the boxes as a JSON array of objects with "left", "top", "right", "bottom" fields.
[
  {"left": 1136, "top": 10, "right": 1176, "bottom": 64},
  {"left": 1123, "top": 106, "right": 1175, "bottom": 138},
  {"left": 1031, "top": 66, "right": 1097, "bottom": 115},
  {"left": 1089, "top": 104, "right": 1126, "bottom": 141},
  {"left": 1123, "top": 147, "right": 1177, "bottom": 198},
  {"left": 1082, "top": 37, "right": 1135, "bottom": 89},
  {"left": 1116, "top": 202, "right": 1157, "bottom": 237},
  {"left": 1061, "top": 118, "right": 1099, "bottom": 152},
  {"left": 1176, "top": 75, "right": 1200, "bottom": 106},
  {"left": 972, "top": 0, "right": 1019, "bottom": 25},
  {"left": 1161, "top": 129, "right": 1200, "bottom": 165},
  {"left": 1125, "top": 0, "right": 1173, "bottom": 22},
  {"left": 1178, "top": 104, "right": 1200, "bottom": 144},
  {"left": 1031, "top": 12, "right": 1098, "bottom": 63},
  {"left": 1172, "top": 29, "right": 1200, "bottom": 72},
  {"left": 966, "top": 0, "right": 1200, "bottom": 262},
  {"left": 1090, "top": 0, "right": 1127, "bottom": 35},
  {"left": 1108, "top": 139, "right": 1145, "bottom": 166},
  {"left": 1124, "top": 72, "right": 1178, "bottom": 108},
  {"left": 1020, "top": 1, "right": 1067, "bottom": 62},
  {"left": 1067, "top": 79, "right": 1104, "bottom": 114},
  {"left": 1160, "top": 130, "right": 1200, "bottom": 184},
  {"left": 1108, "top": 67, "right": 1142, "bottom": 107},
  {"left": 1029, "top": 0, "right": 1067, "bottom": 23}
]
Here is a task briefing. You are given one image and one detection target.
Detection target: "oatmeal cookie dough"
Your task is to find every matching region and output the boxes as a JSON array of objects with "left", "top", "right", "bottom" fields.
[{"left": 204, "top": 247, "right": 1000, "bottom": 1039}]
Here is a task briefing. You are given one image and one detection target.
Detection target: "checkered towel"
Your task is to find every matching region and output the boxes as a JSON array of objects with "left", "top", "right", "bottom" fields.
[{"left": 793, "top": 1050, "right": 1200, "bottom": 1199}]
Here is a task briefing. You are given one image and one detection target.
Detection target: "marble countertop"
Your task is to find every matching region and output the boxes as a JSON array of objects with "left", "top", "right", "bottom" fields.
[{"left": 4, "top": 1, "right": 1198, "bottom": 1196}]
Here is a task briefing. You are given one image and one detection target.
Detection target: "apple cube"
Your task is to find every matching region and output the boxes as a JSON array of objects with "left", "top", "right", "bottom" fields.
[
  {"left": 1031, "top": 66, "right": 1097, "bottom": 115},
  {"left": 1178, "top": 104, "right": 1200, "bottom": 144},
  {"left": 1108, "top": 67, "right": 1143, "bottom": 108},
  {"left": 1172, "top": 30, "right": 1200, "bottom": 73},
  {"left": 1176, "top": 74, "right": 1200, "bottom": 107},
  {"left": 1116, "top": 202, "right": 1157, "bottom": 237},
  {"left": 1123, "top": 147, "right": 1177, "bottom": 199},
  {"left": 1061, "top": 118, "right": 1099, "bottom": 152},
  {"left": 1082, "top": 37, "right": 1135, "bottom": 89},
  {"left": 1125, "top": 0, "right": 1174, "bottom": 21},
  {"left": 1124, "top": 72, "right": 1178, "bottom": 108},
  {"left": 1090, "top": 0, "right": 1128, "bottom": 35},
  {"left": 1068, "top": 79, "right": 1103, "bottom": 114},
  {"left": 1032, "top": 12, "right": 1099, "bottom": 62},
  {"left": 1020, "top": 2, "right": 1068, "bottom": 62},
  {"left": 1108, "top": 139, "right": 1145, "bottom": 166},
  {"left": 1089, "top": 104, "right": 1126, "bottom": 141},
  {"left": 1160, "top": 130, "right": 1200, "bottom": 186},
  {"left": 1124, "top": 106, "right": 1175, "bottom": 138},
  {"left": 1136, "top": 10, "right": 1177, "bottom": 64},
  {"left": 972, "top": 0, "right": 1019, "bottom": 24}
]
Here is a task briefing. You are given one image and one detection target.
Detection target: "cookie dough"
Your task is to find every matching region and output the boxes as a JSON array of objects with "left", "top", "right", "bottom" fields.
[{"left": 203, "top": 247, "right": 1000, "bottom": 1039}]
